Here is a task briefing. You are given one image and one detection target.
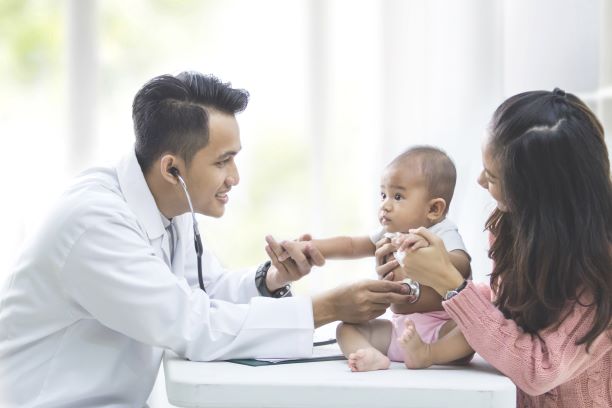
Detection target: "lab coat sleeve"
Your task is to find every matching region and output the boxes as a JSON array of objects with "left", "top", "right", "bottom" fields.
[
  {"left": 177, "top": 214, "right": 267, "bottom": 303},
  {"left": 61, "top": 219, "right": 314, "bottom": 361},
  {"left": 180, "top": 223, "right": 261, "bottom": 303}
]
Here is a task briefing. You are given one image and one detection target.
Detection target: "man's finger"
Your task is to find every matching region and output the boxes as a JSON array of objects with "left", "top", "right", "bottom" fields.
[
  {"left": 298, "top": 233, "right": 312, "bottom": 241},
  {"left": 280, "top": 240, "right": 310, "bottom": 274},
  {"left": 277, "top": 250, "right": 291, "bottom": 262},
  {"left": 367, "top": 279, "right": 410, "bottom": 294},
  {"left": 265, "top": 245, "right": 288, "bottom": 274},
  {"left": 265, "top": 235, "right": 286, "bottom": 258},
  {"left": 371, "top": 291, "right": 416, "bottom": 305}
]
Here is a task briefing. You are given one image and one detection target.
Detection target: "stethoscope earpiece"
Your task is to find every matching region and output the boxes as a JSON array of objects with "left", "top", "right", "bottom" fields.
[{"left": 169, "top": 166, "right": 206, "bottom": 292}]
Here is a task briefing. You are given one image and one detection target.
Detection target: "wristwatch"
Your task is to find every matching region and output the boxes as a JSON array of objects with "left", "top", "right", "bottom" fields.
[
  {"left": 443, "top": 279, "right": 468, "bottom": 301},
  {"left": 255, "top": 261, "right": 292, "bottom": 298}
]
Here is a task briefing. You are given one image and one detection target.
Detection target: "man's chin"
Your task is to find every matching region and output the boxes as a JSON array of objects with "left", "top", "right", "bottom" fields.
[{"left": 199, "top": 206, "right": 225, "bottom": 218}]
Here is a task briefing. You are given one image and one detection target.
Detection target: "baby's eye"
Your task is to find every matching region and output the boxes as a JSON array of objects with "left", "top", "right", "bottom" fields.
[
  {"left": 380, "top": 192, "right": 386, "bottom": 200},
  {"left": 394, "top": 193, "right": 402, "bottom": 200}
]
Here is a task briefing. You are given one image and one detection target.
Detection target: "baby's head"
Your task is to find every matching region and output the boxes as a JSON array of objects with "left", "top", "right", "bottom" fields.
[{"left": 379, "top": 146, "right": 456, "bottom": 233}]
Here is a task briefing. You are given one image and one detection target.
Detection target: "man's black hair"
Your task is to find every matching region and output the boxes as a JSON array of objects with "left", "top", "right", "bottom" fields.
[{"left": 132, "top": 71, "right": 249, "bottom": 172}]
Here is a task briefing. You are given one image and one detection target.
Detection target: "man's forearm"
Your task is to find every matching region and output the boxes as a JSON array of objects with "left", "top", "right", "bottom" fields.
[{"left": 311, "top": 292, "right": 336, "bottom": 328}]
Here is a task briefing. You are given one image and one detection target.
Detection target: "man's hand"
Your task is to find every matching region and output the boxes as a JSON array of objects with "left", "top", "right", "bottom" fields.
[
  {"left": 264, "top": 234, "right": 325, "bottom": 291},
  {"left": 311, "top": 280, "right": 414, "bottom": 327}
]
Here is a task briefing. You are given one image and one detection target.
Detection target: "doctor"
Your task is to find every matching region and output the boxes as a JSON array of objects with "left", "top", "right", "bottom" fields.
[{"left": 0, "top": 71, "right": 411, "bottom": 408}]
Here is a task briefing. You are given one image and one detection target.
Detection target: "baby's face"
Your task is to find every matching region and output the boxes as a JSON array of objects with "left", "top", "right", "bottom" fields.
[{"left": 378, "top": 165, "right": 432, "bottom": 233}]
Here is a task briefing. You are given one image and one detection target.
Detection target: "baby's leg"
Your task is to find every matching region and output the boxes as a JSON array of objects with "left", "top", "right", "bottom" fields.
[
  {"left": 336, "top": 319, "right": 392, "bottom": 372},
  {"left": 399, "top": 320, "right": 473, "bottom": 369},
  {"left": 435, "top": 320, "right": 475, "bottom": 365}
]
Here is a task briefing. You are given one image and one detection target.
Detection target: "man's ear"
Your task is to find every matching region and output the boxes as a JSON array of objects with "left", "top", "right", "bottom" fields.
[
  {"left": 159, "top": 154, "right": 182, "bottom": 184},
  {"left": 426, "top": 198, "right": 447, "bottom": 222}
]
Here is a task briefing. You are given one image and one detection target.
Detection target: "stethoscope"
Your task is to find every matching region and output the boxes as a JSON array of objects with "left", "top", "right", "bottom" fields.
[{"left": 169, "top": 167, "right": 205, "bottom": 292}]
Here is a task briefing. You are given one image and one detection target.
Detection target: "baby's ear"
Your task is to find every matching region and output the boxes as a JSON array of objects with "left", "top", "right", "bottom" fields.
[{"left": 427, "top": 198, "right": 447, "bottom": 221}]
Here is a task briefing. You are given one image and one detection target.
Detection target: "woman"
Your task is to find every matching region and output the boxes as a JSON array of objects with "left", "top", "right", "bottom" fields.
[{"left": 382, "top": 88, "right": 611, "bottom": 407}]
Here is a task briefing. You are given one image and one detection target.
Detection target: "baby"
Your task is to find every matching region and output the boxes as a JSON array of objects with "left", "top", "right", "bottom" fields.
[{"left": 277, "top": 146, "right": 472, "bottom": 371}]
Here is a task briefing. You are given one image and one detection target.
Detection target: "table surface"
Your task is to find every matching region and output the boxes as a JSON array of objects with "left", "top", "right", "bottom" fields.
[{"left": 164, "top": 349, "right": 516, "bottom": 408}]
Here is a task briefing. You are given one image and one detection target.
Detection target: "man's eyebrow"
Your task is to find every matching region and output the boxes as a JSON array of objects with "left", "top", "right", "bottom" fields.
[{"left": 216, "top": 150, "right": 240, "bottom": 160}]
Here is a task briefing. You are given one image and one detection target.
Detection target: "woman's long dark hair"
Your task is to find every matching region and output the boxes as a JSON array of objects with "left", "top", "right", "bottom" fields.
[{"left": 486, "top": 89, "right": 611, "bottom": 349}]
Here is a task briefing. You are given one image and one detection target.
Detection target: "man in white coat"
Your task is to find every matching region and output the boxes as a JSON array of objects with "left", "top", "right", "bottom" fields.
[{"left": 0, "top": 72, "right": 412, "bottom": 407}]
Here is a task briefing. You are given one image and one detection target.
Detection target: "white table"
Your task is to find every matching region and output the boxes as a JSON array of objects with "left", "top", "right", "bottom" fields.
[{"left": 163, "top": 351, "right": 516, "bottom": 408}]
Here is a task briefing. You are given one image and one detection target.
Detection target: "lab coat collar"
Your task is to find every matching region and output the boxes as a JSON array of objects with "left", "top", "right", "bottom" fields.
[{"left": 116, "top": 149, "right": 166, "bottom": 240}]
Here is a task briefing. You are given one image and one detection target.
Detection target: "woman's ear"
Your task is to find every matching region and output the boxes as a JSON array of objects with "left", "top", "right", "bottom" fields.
[{"left": 427, "top": 198, "right": 447, "bottom": 222}]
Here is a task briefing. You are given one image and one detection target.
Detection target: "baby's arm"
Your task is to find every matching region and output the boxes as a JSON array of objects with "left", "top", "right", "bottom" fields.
[
  {"left": 390, "top": 249, "right": 471, "bottom": 314},
  {"left": 447, "top": 249, "right": 471, "bottom": 280},
  {"left": 277, "top": 236, "right": 375, "bottom": 262},
  {"left": 311, "top": 236, "right": 375, "bottom": 259}
]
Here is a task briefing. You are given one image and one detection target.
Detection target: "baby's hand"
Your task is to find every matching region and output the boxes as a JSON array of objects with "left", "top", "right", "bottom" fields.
[
  {"left": 276, "top": 234, "right": 314, "bottom": 262},
  {"left": 277, "top": 241, "right": 310, "bottom": 262}
]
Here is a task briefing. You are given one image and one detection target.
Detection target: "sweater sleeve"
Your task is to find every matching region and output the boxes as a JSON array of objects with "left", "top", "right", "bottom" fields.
[{"left": 443, "top": 281, "right": 612, "bottom": 396}]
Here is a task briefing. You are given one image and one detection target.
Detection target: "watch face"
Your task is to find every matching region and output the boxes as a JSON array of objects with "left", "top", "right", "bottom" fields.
[{"left": 444, "top": 290, "right": 458, "bottom": 301}]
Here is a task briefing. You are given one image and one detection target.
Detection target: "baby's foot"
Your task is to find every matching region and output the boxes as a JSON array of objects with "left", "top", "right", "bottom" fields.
[
  {"left": 347, "top": 348, "right": 390, "bottom": 372},
  {"left": 398, "top": 320, "right": 433, "bottom": 369}
]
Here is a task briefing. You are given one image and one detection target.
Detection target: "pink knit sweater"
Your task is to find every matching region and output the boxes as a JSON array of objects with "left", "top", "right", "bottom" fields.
[{"left": 443, "top": 281, "right": 611, "bottom": 407}]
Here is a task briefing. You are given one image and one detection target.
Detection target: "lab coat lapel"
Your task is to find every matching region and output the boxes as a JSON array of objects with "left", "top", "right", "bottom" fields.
[{"left": 170, "top": 219, "right": 185, "bottom": 278}]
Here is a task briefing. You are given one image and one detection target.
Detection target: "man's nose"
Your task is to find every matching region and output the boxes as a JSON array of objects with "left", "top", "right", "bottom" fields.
[{"left": 227, "top": 162, "right": 240, "bottom": 186}]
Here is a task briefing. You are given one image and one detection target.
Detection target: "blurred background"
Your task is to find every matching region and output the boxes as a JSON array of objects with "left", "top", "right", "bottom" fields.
[{"left": 1, "top": 0, "right": 610, "bottom": 406}]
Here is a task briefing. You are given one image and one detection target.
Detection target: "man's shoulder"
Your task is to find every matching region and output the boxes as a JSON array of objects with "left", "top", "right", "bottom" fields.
[
  {"left": 65, "top": 166, "right": 129, "bottom": 215},
  {"left": 52, "top": 166, "right": 138, "bottom": 236}
]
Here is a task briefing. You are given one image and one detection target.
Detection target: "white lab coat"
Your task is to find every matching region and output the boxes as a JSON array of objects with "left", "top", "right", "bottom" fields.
[{"left": 0, "top": 151, "right": 314, "bottom": 408}]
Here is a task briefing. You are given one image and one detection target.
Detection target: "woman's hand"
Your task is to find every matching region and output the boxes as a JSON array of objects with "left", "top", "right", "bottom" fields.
[
  {"left": 393, "top": 232, "right": 429, "bottom": 253},
  {"left": 374, "top": 237, "right": 400, "bottom": 281},
  {"left": 400, "top": 227, "right": 465, "bottom": 296}
]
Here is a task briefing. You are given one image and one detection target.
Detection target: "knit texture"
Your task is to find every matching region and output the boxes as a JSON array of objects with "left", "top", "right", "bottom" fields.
[{"left": 443, "top": 281, "right": 611, "bottom": 407}]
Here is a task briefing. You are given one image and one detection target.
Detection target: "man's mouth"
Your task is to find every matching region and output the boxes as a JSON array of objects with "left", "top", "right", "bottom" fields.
[{"left": 216, "top": 190, "right": 230, "bottom": 204}]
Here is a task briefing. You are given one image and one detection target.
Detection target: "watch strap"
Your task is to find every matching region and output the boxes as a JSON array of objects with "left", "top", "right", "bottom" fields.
[
  {"left": 255, "top": 261, "right": 292, "bottom": 298},
  {"left": 443, "top": 279, "right": 468, "bottom": 301}
]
